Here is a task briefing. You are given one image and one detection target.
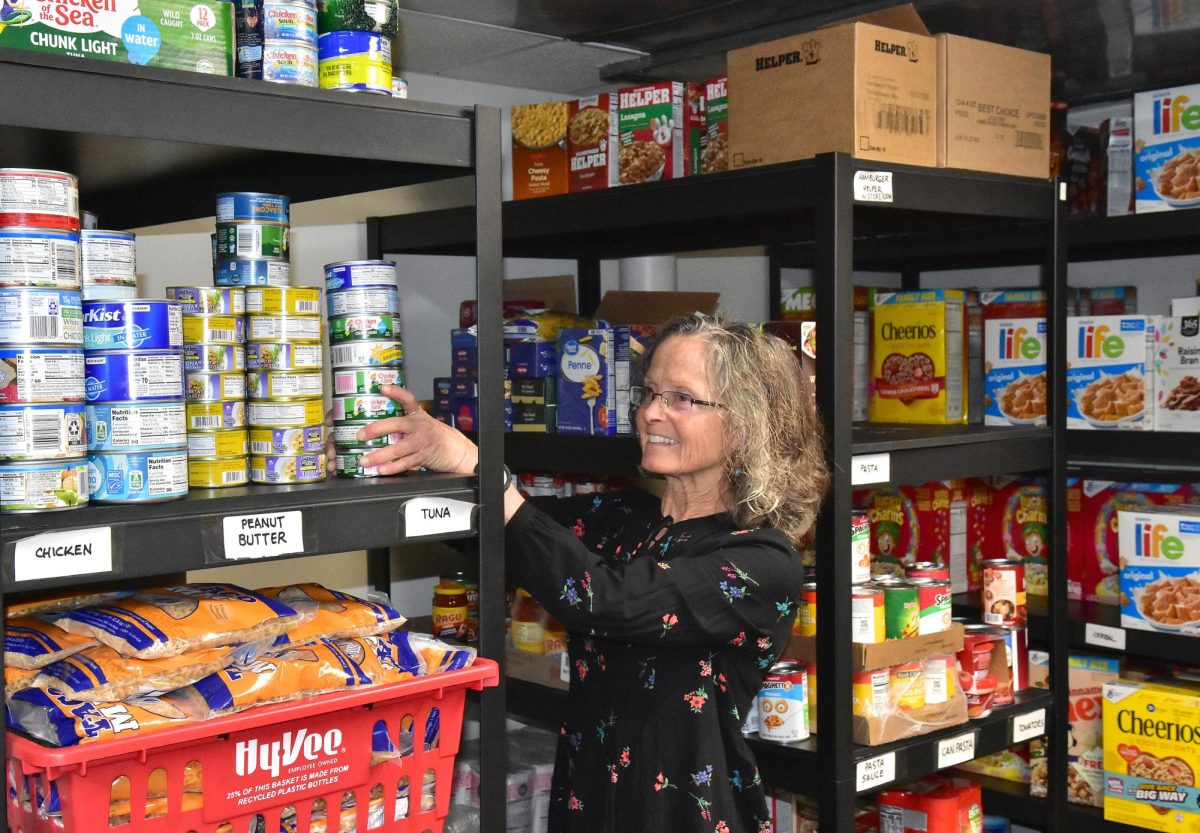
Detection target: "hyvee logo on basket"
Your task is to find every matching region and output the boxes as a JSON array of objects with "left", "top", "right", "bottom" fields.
[
  {"left": 235, "top": 728, "right": 344, "bottom": 778},
  {"left": 754, "top": 40, "right": 819, "bottom": 71}
]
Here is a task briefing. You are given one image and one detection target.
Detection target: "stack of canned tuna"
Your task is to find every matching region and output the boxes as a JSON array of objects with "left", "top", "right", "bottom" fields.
[
  {"left": 234, "top": 0, "right": 319, "bottom": 88},
  {"left": 325, "top": 260, "right": 403, "bottom": 478},
  {"left": 245, "top": 285, "right": 326, "bottom": 485},
  {"left": 83, "top": 299, "right": 188, "bottom": 503},
  {"left": 80, "top": 228, "right": 138, "bottom": 302},
  {"left": 0, "top": 168, "right": 89, "bottom": 513},
  {"left": 213, "top": 192, "right": 291, "bottom": 289},
  {"left": 169, "top": 286, "right": 250, "bottom": 489}
]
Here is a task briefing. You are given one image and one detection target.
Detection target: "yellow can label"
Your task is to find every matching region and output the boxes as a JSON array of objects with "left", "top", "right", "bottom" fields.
[
  {"left": 187, "top": 429, "right": 249, "bottom": 458},
  {"left": 245, "top": 287, "right": 321, "bottom": 316},
  {"left": 186, "top": 400, "right": 247, "bottom": 430},
  {"left": 182, "top": 315, "right": 245, "bottom": 345},
  {"left": 319, "top": 53, "right": 391, "bottom": 91},
  {"left": 188, "top": 456, "right": 249, "bottom": 488},
  {"left": 247, "top": 314, "right": 322, "bottom": 343}
]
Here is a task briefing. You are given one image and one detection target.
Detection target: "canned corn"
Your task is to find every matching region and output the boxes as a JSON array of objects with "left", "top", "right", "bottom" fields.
[
  {"left": 329, "top": 339, "right": 402, "bottom": 368},
  {"left": 86, "top": 402, "right": 187, "bottom": 452},
  {"left": 246, "top": 370, "right": 323, "bottom": 400},
  {"left": 329, "top": 312, "right": 398, "bottom": 342},
  {"left": 325, "top": 285, "right": 398, "bottom": 317},
  {"left": 0, "top": 347, "right": 85, "bottom": 404},
  {"left": 247, "top": 342, "right": 322, "bottom": 371},
  {"left": 1, "top": 288, "right": 83, "bottom": 345},
  {"left": 248, "top": 399, "right": 324, "bottom": 427},
  {"left": 185, "top": 371, "right": 246, "bottom": 402},
  {"left": 250, "top": 425, "right": 324, "bottom": 455},
  {"left": 0, "top": 402, "right": 86, "bottom": 460},
  {"left": 335, "top": 448, "right": 380, "bottom": 478},
  {"left": 247, "top": 314, "right": 321, "bottom": 343},
  {"left": 182, "top": 314, "right": 246, "bottom": 345},
  {"left": 332, "top": 394, "right": 399, "bottom": 421},
  {"left": 245, "top": 286, "right": 320, "bottom": 316},
  {"left": 167, "top": 286, "right": 245, "bottom": 315},
  {"left": 250, "top": 453, "right": 327, "bottom": 484},
  {"left": 183, "top": 343, "right": 245, "bottom": 372},
  {"left": 331, "top": 421, "right": 399, "bottom": 448},
  {"left": 86, "top": 450, "right": 188, "bottom": 503},
  {"left": 188, "top": 455, "right": 249, "bottom": 489},
  {"left": 187, "top": 399, "right": 247, "bottom": 431},
  {"left": 0, "top": 459, "right": 89, "bottom": 513},
  {"left": 187, "top": 428, "right": 249, "bottom": 458}
]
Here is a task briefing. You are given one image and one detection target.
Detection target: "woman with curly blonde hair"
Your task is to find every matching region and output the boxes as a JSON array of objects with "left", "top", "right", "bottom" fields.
[{"left": 353, "top": 312, "right": 829, "bottom": 833}]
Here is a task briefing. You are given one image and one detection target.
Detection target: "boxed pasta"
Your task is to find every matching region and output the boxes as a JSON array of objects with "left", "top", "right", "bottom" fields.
[
  {"left": 1119, "top": 505, "right": 1200, "bottom": 634},
  {"left": 702, "top": 76, "right": 729, "bottom": 173},
  {"left": 1066, "top": 316, "right": 1154, "bottom": 430},
  {"left": 556, "top": 328, "right": 617, "bottom": 435},
  {"left": 616, "top": 81, "right": 685, "bottom": 185},
  {"left": 1104, "top": 678, "right": 1200, "bottom": 829},
  {"left": 511, "top": 101, "right": 568, "bottom": 200},
  {"left": 1156, "top": 316, "right": 1200, "bottom": 432},
  {"left": 1068, "top": 654, "right": 1120, "bottom": 807},
  {"left": 567, "top": 94, "right": 618, "bottom": 193},
  {"left": 983, "top": 318, "right": 1047, "bottom": 426},
  {"left": 1134, "top": 83, "right": 1200, "bottom": 213}
]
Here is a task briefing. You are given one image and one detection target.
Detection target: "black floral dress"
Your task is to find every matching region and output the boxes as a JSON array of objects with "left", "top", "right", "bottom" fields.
[{"left": 505, "top": 489, "right": 805, "bottom": 833}]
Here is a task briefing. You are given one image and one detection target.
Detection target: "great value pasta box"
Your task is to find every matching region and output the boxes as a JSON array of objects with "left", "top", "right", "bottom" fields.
[
  {"left": 1104, "top": 678, "right": 1200, "bottom": 830},
  {"left": 1156, "top": 316, "right": 1200, "bottom": 432},
  {"left": 567, "top": 94, "right": 618, "bottom": 193},
  {"left": 1066, "top": 316, "right": 1154, "bottom": 430},
  {"left": 617, "top": 82, "right": 685, "bottom": 185},
  {"left": 1134, "top": 84, "right": 1200, "bottom": 213},
  {"left": 1068, "top": 654, "right": 1121, "bottom": 807},
  {"left": 1119, "top": 505, "right": 1200, "bottom": 635},
  {"left": 555, "top": 327, "right": 634, "bottom": 436},
  {"left": 983, "top": 318, "right": 1047, "bottom": 426}
]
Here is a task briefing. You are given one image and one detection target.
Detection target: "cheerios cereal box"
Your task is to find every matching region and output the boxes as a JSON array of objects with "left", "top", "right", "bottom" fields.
[
  {"left": 1118, "top": 505, "right": 1200, "bottom": 634},
  {"left": 984, "top": 318, "right": 1047, "bottom": 426},
  {"left": 1156, "top": 316, "right": 1200, "bottom": 432},
  {"left": 1104, "top": 678, "right": 1200, "bottom": 830},
  {"left": 1134, "top": 85, "right": 1200, "bottom": 213},
  {"left": 1066, "top": 316, "right": 1154, "bottom": 430}
]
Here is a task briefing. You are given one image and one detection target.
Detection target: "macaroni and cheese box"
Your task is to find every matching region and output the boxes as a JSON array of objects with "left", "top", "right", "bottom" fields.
[
  {"left": 702, "top": 76, "right": 729, "bottom": 173},
  {"left": 869, "top": 289, "right": 967, "bottom": 424},
  {"left": 567, "top": 94, "right": 618, "bottom": 193},
  {"left": 616, "top": 82, "right": 685, "bottom": 185},
  {"left": 1119, "top": 505, "right": 1200, "bottom": 634},
  {"left": 1104, "top": 678, "right": 1200, "bottom": 830},
  {"left": 1134, "top": 84, "right": 1200, "bottom": 213},
  {"left": 1068, "top": 654, "right": 1121, "bottom": 807},
  {"left": 983, "top": 318, "right": 1047, "bottom": 427},
  {"left": 511, "top": 101, "right": 568, "bottom": 200},
  {"left": 1156, "top": 316, "right": 1200, "bottom": 432},
  {"left": 1066, "top": 316, "right": 1154, "bottom": 430}
]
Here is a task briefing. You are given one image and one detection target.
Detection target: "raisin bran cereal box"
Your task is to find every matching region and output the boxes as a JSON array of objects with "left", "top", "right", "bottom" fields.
[
  {"left": 567, "top": 94, "right": 618, "bottom": 193},
  {"left": 617, "top": 82, "right": 685, "bottom": 185},
  {"left": 1156, "top": 315, "right": 1200, "bottom": 432},
  {"left": 1134, "top": 84, "right": 1200, "bottom": 213},
  {"left": 984, "top": 318, "right": 1048, "bottom": 426},
  {"left": 1066, "top": 316, "right": 1155, "bottom": 430},
  {"left": 869, "top": 289, "right": 967, "bottom": 425},
  {"left": 556, "top": 328, "right": 615, "bottom": 435},
  {"left": 702, "top": 76, "right": 729, "bottom": 174},
  {"left": 1104, "top": 678, "right": 1200, "bottom": 829},
  {"left": 1119, "top": 505, "right": 1200, "bottom": 634},
  {"left": 988, "top": 477, "right": 1050, "bottom": 596},
  {"left": 1068, "top": 654, "right": 1121, "bottom": 807},
  {"left": 854, "top": 486, "right": 918, "bottom": 576}
]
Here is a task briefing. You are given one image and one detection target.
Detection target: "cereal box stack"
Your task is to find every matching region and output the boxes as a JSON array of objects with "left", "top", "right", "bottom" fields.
[
  {"left": 1066, "top": 316, "right": 1154, "bottom": 430},
  {"left": 326, "top": 260, "right": 402, "bottom": 478},
  {"left": 1118, "top": 505, "right": 1200, "bottom": 635},
  {"left": 1134, "top": 83, "right": 1200, "bottom": 213},
  {"left": 0, "top": 168, "right": 89, "bottom": 513},
  {"left": 80, "top": 229, "right": 138, "bottom": 302}
]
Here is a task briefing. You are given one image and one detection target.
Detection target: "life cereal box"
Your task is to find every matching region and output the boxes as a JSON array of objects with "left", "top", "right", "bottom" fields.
[
  {"left": 1156, "top": 316, "right": 1200, "bottom": 432},
  {"left": 869, "top": 289, "right": 967, "bottom": 425},
  {"left": 983, "top": 318, "right": 1047, "bottom": 427},
  {"left": 1104, "top": 678, "right": 1200, "bottom": 830},
  {"left": 1134, "top": 84, "right": 1200, "bottom": 213},
  {"left": 567, "top": 94, "right": 618, "bottom": 193},
  {"left": 1119, "top": 505, "right": 1200, "bottom": 635},
  {"left": 1066, "top": 316, "right": 1154, "bottom": 430},
  {"left": 616, "top": 82, "right": 685, "bottom": 185},
  {"left": 1068, "top": 654, "right": 1121, "bottom": 807}
]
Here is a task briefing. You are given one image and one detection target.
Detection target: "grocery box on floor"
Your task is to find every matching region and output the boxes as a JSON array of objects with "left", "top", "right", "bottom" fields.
[
  {"left": 1119, "top": 504, "right": 1200, "bottom": 635},
  {"left": 1065, "top": 316, "right": 1154, "bottom": 430},
  {"left": 1134, "top": 83, "right": 1200, "bottom": 213},
  {"left": 1156, "top": 316, "right": 1200, "bottom": 432}
]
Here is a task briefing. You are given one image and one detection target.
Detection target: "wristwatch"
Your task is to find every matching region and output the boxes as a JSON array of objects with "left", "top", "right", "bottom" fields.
[{"left": 474, "top": 462, "right": 514, "bottom": 491}]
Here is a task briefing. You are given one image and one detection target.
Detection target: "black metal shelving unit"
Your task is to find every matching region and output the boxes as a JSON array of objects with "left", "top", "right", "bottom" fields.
[
  {"left": 369, "top": 153, "right": 1067, "bottom": 831},
  {"left": 0, "top": 47, "right": 506, "bottom": 833}
]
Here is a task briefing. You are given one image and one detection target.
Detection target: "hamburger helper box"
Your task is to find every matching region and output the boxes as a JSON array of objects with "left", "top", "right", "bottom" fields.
[
  {"left": 616, "top": 82, "right": 686, "bottom": 185},
  {"left": 1134, "top": 83, "right": 1200, "bottom": 213},
  {"left": 1065, "top": 316, "right": 1154, "bottom": 430},
  {"left": 1118, "top": 504, "right": 1200, "bottom": 635},
  {"left": 567, "top": 94, "right": 618, "bottom": 193}
]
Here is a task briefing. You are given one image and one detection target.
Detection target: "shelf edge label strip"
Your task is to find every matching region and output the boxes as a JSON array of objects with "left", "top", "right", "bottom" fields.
[
  {"left": 403, "top": 496, "right": 475, "bottom": 538},
  {"left": 14, "top": 526, "right": 113, "bottom": 582},
  {"left": 222, "top": 510, "right": 305, "bottom": 560},
  {"left": 1012, "top": 708, "right": 1047, "bottom": 744},
  {"left": 855, "top": 752, "right": 896, "bottom": 792}
]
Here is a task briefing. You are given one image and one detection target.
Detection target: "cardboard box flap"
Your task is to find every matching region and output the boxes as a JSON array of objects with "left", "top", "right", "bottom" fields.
[
  {"left": 503, "top": 276, "right": 577, "bottom": 314},
  {"left": 820, "top": 3, "right": 930, "bottom": 36},
  {"left": 595, "top": 291, "right": 720, "bottom": 326}
]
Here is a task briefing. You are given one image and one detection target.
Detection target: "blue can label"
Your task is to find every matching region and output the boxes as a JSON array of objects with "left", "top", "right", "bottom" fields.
[
  {"left": 0, "top": 289, "right": 83, "bottom": 345},
  {"left": 326, "top": 286, "right": 398, "bottom": 317},
  {"left": 86, "top": 451, "right": 189, "bottom": 502},
  {"left": 216, "top": 258, "right": 290, "bottom": 286},
  {"left": 84, "top": 352, "right": 185, "bottom": 402},
  {"left": 263, "top": 0, "right": 317, "bottom": 42},
  {"left": 215, "top": 192, "right": 290, "bottom": 224},
  {"left": 82, "top": 301, "right": 183, "bottom": 351},
  {"left": 324, "top": 260, "right": 396, "bottom": 291},
  {"left": 86, "top": 403, "right": 188, "bottom": 451},
  {"left": 0, "top": 403, "right": 86, "bottom": 460}
]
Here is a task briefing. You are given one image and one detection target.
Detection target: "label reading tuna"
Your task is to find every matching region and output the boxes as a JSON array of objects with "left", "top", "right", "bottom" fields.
[{"left": 0, "top": 230, "right": 79, "bottom": 288}]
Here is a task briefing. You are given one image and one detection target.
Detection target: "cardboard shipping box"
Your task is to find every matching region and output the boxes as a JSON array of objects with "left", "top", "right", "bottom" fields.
[
  {"left": 935, "top": 34, "right": 1050, "bottom": 178},
  {"left": 727, "top": 5, "right": 937, "bottom": 169}
]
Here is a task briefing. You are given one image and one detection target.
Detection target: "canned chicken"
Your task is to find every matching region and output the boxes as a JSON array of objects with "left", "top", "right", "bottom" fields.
[
  {"left": 246, "top": 370, "right": 323, "bottom": 400},
  {"left": 880, "top": 580, "right": 921, "bottom": 639},
  {"left": 86, "top": 402, "right": 187, "bottom": 452},
  {"left": 215, "top": 222, "right": 288, "bottom": 260},
  {"left": 182, "top": 314, "right": 245, "bottom": 346},
  {"left": 216, "top": 192, "right": 289, "bottom": 225},
  {"left": 332, "top": 394, "right": 399, "bottom": 421},
  {"left": 318, "top": 31, "right": 392, "bottom": 95},
  {"left": 187, "top": 399, "right": 247, "bottom": 431},
  {"left": 187, "top": 428, "right": 249, "bottom": 458},
  {"left": 851, "top": 508, "right": 871, "bottom": 584},
  {"left": 0, "top": 289, "right": 83, "bottom": 345},
  {"left": 185, "top": 371, "right": 246, "bottom": 402},
  {"left": 248, "top": 399, "right": 324, "bottom": 427},
  {"left": 86, "top": 450, "right": 188, "bottom": 503},
  {"left": 982, "top": 559, "right": 1027, "bottom": 627},
  {"left": 331, "top": 421, "right": 399, "bottom": 448},
  {"left": 909, "top": 577, "right": 952, "bottom": 635},
  {"left": 326, "top": 285, "right": 398, "bottom": 318},
  {"left": 82, "top": 300, "right": 181, "bottom": 351},
  {"left": 247, "top": 342, "right": 322, "bottom": 371},
  {"left": 263, "top": 43, "right": 318, "bottom": 86},
  {"left": 80, "top": 231, "right": 136, "bottom": 286},
  {"left": 0, "top": 403, "right": 85, "bottom": 460},
  {"left": 329, "top": 312, "right": 398, "bottom": 342},
  {"left": 332, "top": 366, "right": 403, "bottom": 395},
  {"left": 852, "top": 669, "right": 890, "bottom": 718},
  {"left": 0, "top": 169, "right": 79, "bottom": 231},
  {"left": 188, "top": 456, "right": 249, "bottom": 489},
  {"left": 264, "top": 0, "right": 317, "bottom": 42},
  {"left": 0, "top": 347, "right": 84, "bottom": 404},
  {"left": 336, "top": 448, "right": 380, "bottom": 478},
  {"left": 329, "top": 339, "right": 402, "bottom": 368},
  {"left": 0, "top": 459, "right": 89, "bottom": 512},
  {"left": 167, "top": 286, "right": 245, "bottom": 315},
  {"left": 245, "top": 286, "right": 320, "bottom": 316},
  {"left": 0, "top": 228, "right": 79, "bottom": 289},
  {"left": 250, "top": 425, "right": 323, "bottom": 455},
  {"left": 797, "top": 581, "right": 816, "bottom": 637},
  {"left": 215, "top": 257, "right": 290, "bottom": 287},
  {"left": 250, "top": 453, "right": 327, "bottom": 484},
  {"left": 84, "top": 352, "right": 185, "bottom": 403},
  {"left": 247, "top": 314, "right": 321, "bottom": 343},
  {"left": 324, "top": 259, "right": 397, "bottom": 291},
  {"left": 183, "top": 344, "right": 245, "bottom": 372},
  {"left": 890, "top": 661, "right": 926, "bottom": 711},
  {"left": 852, "top": 585, "right": 885, "bottom": 644},
  {"left": 757, "top": 662, "right": 808, "bottom": 742}
]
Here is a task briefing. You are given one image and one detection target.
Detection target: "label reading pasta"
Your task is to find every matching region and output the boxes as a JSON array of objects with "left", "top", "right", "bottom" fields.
[{"left": 222, "top": 511, "right": 305, "bottom": 560}]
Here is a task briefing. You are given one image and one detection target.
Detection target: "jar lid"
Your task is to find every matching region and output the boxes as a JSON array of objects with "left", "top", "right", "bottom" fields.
[
  {"left": 436, "top": 582, "right": 466, "bottom": 595},
  {"left": 516, "top": 587, "right": 531, "bottom": 598}
]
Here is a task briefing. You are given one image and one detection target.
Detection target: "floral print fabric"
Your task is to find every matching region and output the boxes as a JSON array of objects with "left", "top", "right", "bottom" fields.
[{"left": 506, "top": 490, "right": 805, "bottom": 833}]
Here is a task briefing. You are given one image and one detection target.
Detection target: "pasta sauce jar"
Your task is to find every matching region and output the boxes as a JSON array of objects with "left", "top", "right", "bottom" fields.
[{"left": 431, "top": 580, "right": 468, "bottom": 641}]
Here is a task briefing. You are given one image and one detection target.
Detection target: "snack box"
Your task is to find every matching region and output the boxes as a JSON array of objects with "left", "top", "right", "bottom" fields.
[
  {"left": 566, "top": 93, "right": 618, "bottom": 193},
  {"left": 1068, "top": 654, "right": 1121, "bottom": 807},
  {"left": 1134, "top": 83, "right": 1200, "bottom": 213},
  {"left": 1119, "top": 505, "right": 1200, "bottom": 634},
  {"left": 983, "top": 318, "right": 1047, "bottom": 427},
  {"left": 1066, "top": 316, "right": 1154, "bottom": 430},
  {"left": 1156, "top": 316, "right": 1200, "bottom": 432},
  {"left": 616, "top": 82, "right": 685, "bottom": 185}
]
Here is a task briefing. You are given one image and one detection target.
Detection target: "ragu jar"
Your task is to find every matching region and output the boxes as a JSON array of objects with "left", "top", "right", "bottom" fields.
[
  {"left": 431, "top": 580, "right": 469, "bottom": 641},
  {"left": 441, "top": 570, "right": 479, "bottom": 641},
  {"left": 511, "top": 588, "right": 545, "bottom": 654},
  {"left": 542, "top": 612, "right": 567, "bottom": 655}
]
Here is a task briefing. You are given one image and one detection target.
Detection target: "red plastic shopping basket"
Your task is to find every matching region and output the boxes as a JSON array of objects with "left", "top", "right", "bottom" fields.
[{"left": 6, "top": 659, "right": 498, "bottom": 833}]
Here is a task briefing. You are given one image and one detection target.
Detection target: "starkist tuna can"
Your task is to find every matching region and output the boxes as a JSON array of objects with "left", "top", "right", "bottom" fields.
[
  {"left": 167, "top": 286, "right": 245, "bottom": 315},
  {"left": 87, "top": 450, "right": 188, "bottom": 502},
  {"left": 0, "top": 228, "right": 80, "bottom": 289},
  {"left": 326, "top": 285, "right": 398, "bottom": 318},
  {"left": 0, "top": 403, "right": 86, "bottom": 460},
  {"left": 246, "top": 370, "right": 323, "bottom": 400},
  {"left": 250, "top": 452, "right": 326, "bottom": 484},
  {"left": 318, "top": 31, "right": 391, "bottom": 95},
  {"left": 246, "top": 342, "right": 322, "bottom": 371},
  {"left": 250, "top": 425, "right": 323, "bottom": 455},
  {"left": 80, "top": 231, "right": 136, "bottom": 286},
  {"left": 187, "top": 399, "right": 247, "bottom": 431},
  {"left": 185, "top": 371, "right": 246, "bottom": 402},
  {"left": 86, "top": 402, "right": 187, "bottom": 452},
  {"left": 333, "top": 366, "right": 403, "bottom": 395},
  {"left": 215, "top": 257, "right": 290, "bottom": 287},
  {"left": 0, "top": 347, "right": 85, "bottom": 404},
  {"left": 332, "top": 394, "right": 399, "bottom": 421},
  {"left": 324, "top": 260, "right": 397, "bottom": 291},
  {"left": 329, "top": 312, "right": 398, "bottom": 342},
  {"left": 247, "top": 314, "right": 321, "bottom": 343},
  {"left": 183, "top": 344, "right": 245, "bottom": 372},
  {"left": 0, "top": 459, "right": 89, "bottom": 512},
  {"left": 0, "top": 289, "right": 83, "bottom": 345},
  {"left": 263, "top": 42, "right": 318, "bottom": 86},
  {"left": 245, "top": 286, "right": 320, "bottom": 316},
  {"left": 187, "top": 428, "right": 249, "bottom": 458},
  {"left": 216, "top": 192, "right": 290, "bottom": 225},
  {"left": 82, "top": 300, "right": 182, "bottom": 351},
  {"left": 329, "top": 340, "right": 402, "bottom": 368},
  {"left": 0, "top": 169, "right": 79, "bottom": 231},
  {"left": 215, "top": 222, "right": 289, "bottom": 260},
  {"left": 188, "top": 456, "right": 249, "bottom": 489},
  {"left": 84, "top": 352, "right": 185, "bottom": 403},
  {"left": 182, "top": 314, "right": 246, "bottom": 345}
]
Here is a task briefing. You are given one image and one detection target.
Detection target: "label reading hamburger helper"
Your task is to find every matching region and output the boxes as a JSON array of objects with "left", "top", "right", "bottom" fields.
[{"left": 221, "top": 510, "right": 305, "bottom": 560}]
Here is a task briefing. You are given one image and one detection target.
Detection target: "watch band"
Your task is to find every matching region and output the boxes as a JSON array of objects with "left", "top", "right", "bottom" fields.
[{"left": 474, "top": 462, "right": 513, "bottom": 490}]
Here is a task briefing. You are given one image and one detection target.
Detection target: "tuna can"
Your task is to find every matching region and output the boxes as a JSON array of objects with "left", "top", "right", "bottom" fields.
[
  {"left": 234, "top": 0, "right": 266, "bottom": 79},
  {"left": 879, "top": 579, "right": 921, "bottom": 640},
  {"left": 318, "top": 31, "right": 391, "bottom": 95},
  {"left": 80, "top": 231, "right": 136, "bottom": 286},
  {"left": 87, "top": 450, "right": 188, "bottom": 503},
  {"left": 250, "top": 452, "right": 327, "bottom": 484},
  {"left": 0, "top": 228, "right": 80, "bottom": 289},
  {"left": 331, "top": 421, "right": 399, "bottom": 448},
  {"left": 245, "top": 286, "right": 320, "bottom": 316},
  {"left": 332, "top": 394, "right": 399, "bottom": 421},
  {"left": 250, "top": 425, "right": 324, "bottom": 455},
  {"left": 324, "top": 260, "right": 397, "bottom": 291},
  {"left": 757, "top": 661, "right": 808, "bottom": 742},
  {"left": 330, "top": 339, "right": 402, "bottom": 368},
  {"left": 0, "top": 459, "right": 88, "bottom": 512},
  {"left": 326, "top": 285, "right": 398, "bottom": 317},
  {"left": 247, "top": 341, "right": 322, "bottom": 371},
  {"left": 81, "top": 211, "right": 98, "bottom": 230},
  {"left": 187, "top": 400, "right": 247, "bottom": 431},
  {"left": 908, "top": 577, "right": 952, "bottom": 635},
  {"left": 215, "top": 257, "right": 290, "bottom": 287},
  {"left": 851, "top": 585, "right": 885, "bottom": 644},
  {"left": 83, "top": 284, "right": 138, "bottom": 302},
  {"left": 167, "top": 286, "right": 245, "bottom": 315},
  {"left": 86, "top": 402, "right": 188, "bottom": 452},
  {"left": 890, "top": 661, "right": 926, "bottom": 711},
  {"left": 215, "top": 222, "right": 289, "bottom": 260},
  {"left": 332, "top": 366, "right": 403, "bottom": 395},
  {"left": 0, "top": 288, "right": 83, "bottom": 345},
  {"left": 906, "top": 561, "right": 951, "bottom": 582},
  {"left": 183, "top": 344, "right": 246, "bottom": 372},
  {"left": 189, "top": 456, "right": 250, "bottom": 489},
  {"left": 316, "top": 0, "right": 397, "bottom": 35},
  {"left": 82, "top": 300, "right": 182, "bottom": 351},
  {"left": 851, "top": 669, "right": 890, "bottom": 718},
  {"left": 84, "top": 352, "right": 185, "bottom": 403},
  {"left": 216, "top": 192, "right": 290, "bottom": 225},
  {"left": 263, "top": 42, "right": 318, "bottom": 87},
  {"left": 185, "top": 371, "right": 246, "bottom": 402},
  {"left": 0, "top": 402, "right": 85, "bottom": 460},
  {"left": 0, "top": 347, "right": 85, "bottom": 404},
  {"left": 335, "top": 448, "right": 380, "bottom": 478},
  {"left": 248, "top": 399, "right": 324, "bottom": 427},
  {"left": 851, "top": 508, "right": 871, "bottom": 585},
  {"left": 182, "top": 314, "right": 246, "bottom": 345},
  {"left": 922, "top": 655, "right": 953, "bottom": 705},
  {"left": 246, "top": 370, "right": 323, "bottom": 400},
  {"left": 247, "top": 314, "right": 321, "bottom": 343},
  {"left": 797, "top": 581, "right": 816, "bottom": 637},
  {"left": 265, "top": 0, "right": 317, "bottom": 42},
  {"left": 187, "top": 428, "right": 249, "bottom": 458},
  {"left": 0, "top": 169, "right": 79, "bottom": 231},
  {"left": 329, "top": 312, "right": 398, "bottom": 342},
  {"left": 981, "top": 559, "right": 1027, "bottom": 628}
]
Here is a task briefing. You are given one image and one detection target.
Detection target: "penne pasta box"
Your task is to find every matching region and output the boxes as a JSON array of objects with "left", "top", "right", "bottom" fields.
[{"left": 556, "top": 328, "right": 617, "bottom": 435}]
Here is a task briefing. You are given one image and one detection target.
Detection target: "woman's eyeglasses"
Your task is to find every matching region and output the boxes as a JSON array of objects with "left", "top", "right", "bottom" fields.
[{"left": 629, "top": 384, "right": 726, "bottom": 413}]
